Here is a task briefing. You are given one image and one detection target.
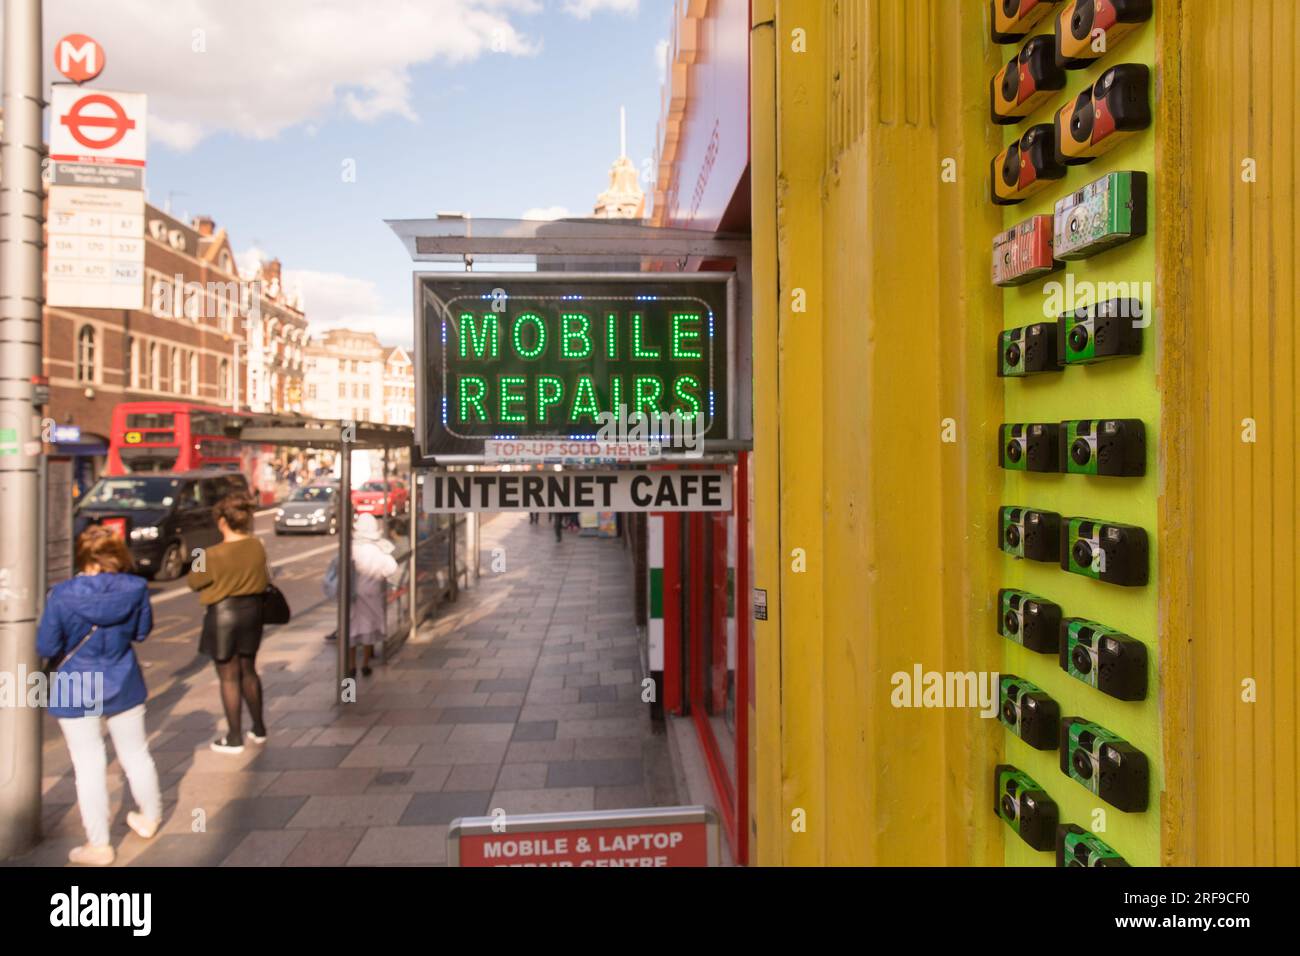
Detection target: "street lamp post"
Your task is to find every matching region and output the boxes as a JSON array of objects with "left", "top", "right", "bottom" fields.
[{"left": 0, "top": 0, "right": 46, "bottom": 859}]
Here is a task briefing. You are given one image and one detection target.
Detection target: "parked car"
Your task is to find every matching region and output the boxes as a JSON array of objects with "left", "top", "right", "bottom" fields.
[
  {"left": 275, "top": 481, "right": 340, "bottom": 535},
  {"left": 74, "top": 470, "right": 250, "bottom": 581},
  {"left": 352, "top": 479, "right": 409, "bottom": 517}
]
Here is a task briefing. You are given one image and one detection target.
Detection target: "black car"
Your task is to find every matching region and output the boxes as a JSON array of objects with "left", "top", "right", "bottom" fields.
[{"left": 74, "top": 470, "right": 251, "bottom": 580}]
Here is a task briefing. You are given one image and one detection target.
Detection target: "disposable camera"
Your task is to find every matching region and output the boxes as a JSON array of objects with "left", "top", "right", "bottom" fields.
[
  {"left": 999, "top": 675, "right": 1061, "bottom": 750},
  {"left": 1059, "top": 419, "right": 1145, "bottom": 477},
  {"left": 992, "top": 215, "right": 1061, "bottom": 287},
  {"left": 997, "top": 588, "right": 1062, "bottom": 653},
  {"left": 992, "top": 124, "right": 1068, "bottom": 205},
  {"left": 1059, "top": 716, "right": 1149, "bottom": 812},
  {"left": 1057, "top": 298, "right": 1144, "bottom": 365},
  {"left": 1060, "top": 517, "right": 1149, "bottom": 586},
  {"left": 1055, "top": 0, "right": 1153, "bottom": 70},
  {"left": 1000, "top": 506, "right": 1062, "bottom": 562},
  {"left": 991, "top": 34, "right": 1067, "bottom": 124},
  {"left": 991, "top": 0, "right": 1057, "bottom": 44},
  {"left": 994, "top": 764, "right": 1058, "bottom": 851},
  {"left": 1053, "top": 171, "right": 1147, "bottom": 259},
  {"left": 1000, "top": 422, "right": 1061, "bottom": 472},
  {"left": 1054, "top": 64, "right": 1151, "bottom": 165},
  {"left": 1056, "top": 824, "right": 1130, "bottom": 867},
  {"left": 1060, "top": 617, "right": 1148, "bottom": 700},
  {"left": 998, "top": 322, "right": 1062, "bottom": 377}
]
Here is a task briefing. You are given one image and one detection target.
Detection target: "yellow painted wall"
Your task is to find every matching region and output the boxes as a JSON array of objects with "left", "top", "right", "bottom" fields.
[{"left": 750, "top": 0, "right": 1299, "bottom": 866}]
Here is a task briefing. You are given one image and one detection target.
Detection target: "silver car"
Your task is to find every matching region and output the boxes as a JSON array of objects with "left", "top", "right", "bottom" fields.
[{"left": 274, "top": 482, "right": 339, "bottom": 535}]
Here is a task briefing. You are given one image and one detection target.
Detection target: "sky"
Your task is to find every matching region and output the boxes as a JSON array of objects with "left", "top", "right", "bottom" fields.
[{"left": 2, "top": 0, "right": 672, "bottom": 346}]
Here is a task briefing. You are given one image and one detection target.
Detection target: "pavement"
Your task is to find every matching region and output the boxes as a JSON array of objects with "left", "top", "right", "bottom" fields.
[{"left": 7, "top": 512, "right": 680, "bottom": 867}]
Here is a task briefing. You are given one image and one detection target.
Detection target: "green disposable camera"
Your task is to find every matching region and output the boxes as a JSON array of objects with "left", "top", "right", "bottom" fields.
[
  {"left": 997, "top": 589, "right": 1061, "bottom": 653},
  {"left": 1000, "top": 423, "right": 1061, "bottom": 472},
  {"left": 1000, "top": 506, "right": 1061, "bottom": 562},
  {"left": 1060, "top": 419, "right": 1145, "bottom": 477},
  {"left": 998, "top": 322, "right": 1062, "bottom": 377},
  {"left": 1060, "top": 517, "right": 1148, "bottom": 586},
  {"left": 999, "top": 675, "right": 1060, "bottom": 750},
  {"left": 1060, "top": 618, "right": 1148, "bottom": 700},
  {"left": 1059, "top": 716, "right": 1149, "bottom": 812},
  {"left": 994, "top": 764, "right": 1058, "bottom": 851},
  {"left": 1056, "top": 825, "right": 1129, "bottom": 867},
  {"left": 1058, "top": 298, "right": 1144, "bottom": 365}
]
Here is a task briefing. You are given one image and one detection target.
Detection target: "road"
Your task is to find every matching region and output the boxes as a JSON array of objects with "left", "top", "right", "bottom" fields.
[{"left": 135, "top": 507, "right": 340, "bottom": 680}]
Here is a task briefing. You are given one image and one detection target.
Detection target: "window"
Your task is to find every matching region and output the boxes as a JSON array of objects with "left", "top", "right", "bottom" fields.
[
  {"left": 307, "top": 383, "right": 316, "bottom": 400},
  {"left": 189, "top": 352, "right": 200, "bottom": 396},
  {"left": 338, "top": 382, "right": 347, "bottom": 399},
  {"left": 171, "top": 348, "right": 182, "bottom": 393},
  {"left": 218, "top": 359, "right": 230, "bottom": 403},
  {"left": 149, "top": 344, "right": 161, "bottom": 390},
  {"left": 127, "top": 336, "right": 138, "bottom": 387},
  {"left": 361, "top": 383, "right": 369, "bottom": 399},
  {"left": 76, "top": 325, "right": 97, "bottom": 383}
]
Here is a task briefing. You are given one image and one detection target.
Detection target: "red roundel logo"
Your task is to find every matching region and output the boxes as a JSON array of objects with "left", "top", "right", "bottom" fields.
[
  {"left": 53, "top": 34, "right": 105, "bottom": 83},
  {"left": 60, "top": 93, "right": 136, "bottom": 151}
]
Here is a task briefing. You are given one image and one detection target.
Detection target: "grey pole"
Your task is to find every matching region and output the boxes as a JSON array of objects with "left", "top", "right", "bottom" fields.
[
  {"left": 337, "top": 437, "right": 352, "bottom": 700},
  {"left": 0, "top": 0, "right": 46, "bottom": 859}
]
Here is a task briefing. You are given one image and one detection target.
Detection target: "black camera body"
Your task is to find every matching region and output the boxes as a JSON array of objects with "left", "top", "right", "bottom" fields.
[
  {"left": 998, "top": 322, "right": 1062, "bottom": 377},
  {"left": 1000, "top": 506, "right": 1062, "bottom": 562},
  {"left": 1060, "top": 419, "right": 1146, "bottom": 477},
  {"left": 999, "top": 675, "right": 1061, "bottom": 750},
  {"left": 992, "top": 124, "right": 1068, "bottom": 205},
  {"left": 995, "top": 764, "right": 1059, "bottom": 851},
  {"left": 1054, "top": 64, "right": 1152, "bottom": 166},
  {"left": 998, "top": 588, "right": 1062, "bottom": 654},
  {"left": 1060, "top": 717, "right": 1149, "bottom": 812},
  {"left": 1056, "top": 824, "right": 1130, "bottom": 867},
  {"left": 992, "top": 34, "right": 1067, "bottom": 124},
  {"left": 1057, "top": 298, "right": 1144, "bottom": 365},
  {"left": 1000, "top": 422, "right": 1061, "bottom": 472},
  {"left": 1060, "top": 617, "right": 1148, "bottom": 700},
  {"left": 1060, "top": 517, "right": 1149, "bottom": 586}
]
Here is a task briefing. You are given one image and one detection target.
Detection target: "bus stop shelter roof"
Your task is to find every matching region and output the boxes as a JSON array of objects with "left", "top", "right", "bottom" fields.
[
  {"left": 236, "top": 417, "right": 414, "bottom": 449},
  {"left": 385, "top": 216, "right": 750, "bottom": 264}
]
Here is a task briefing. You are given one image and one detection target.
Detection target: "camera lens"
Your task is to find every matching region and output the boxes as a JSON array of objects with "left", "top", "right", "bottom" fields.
[
  {"left": 1002, "top": 61, "right": 1019, "bottom": 102},
  {"left": 1001, "top": 700, "right": 1018, "bottom": 725},
  {"left": 1002, "top": 0, "right": 1019, "bottom": 18},
  {"left": 1004, "top": 610, "right": 1019, "bottom": 634},
  {"left": 1005, "top": 342, "right": 1021, "bottom": 367},
  {"left": 1006, "top": 440, "right": 1022, "bottom": 463},
  {"left": 1069, "top": 324, "right": 1090, "bottom": 353},
  {"left": 1073, "top": 539, "right": 1094, "bottom": 568},
  {"left": 1071, "top": 437, "right": 1092, "bottom": 466},
  {"left": 1071, "top": 0, "right": 1093, "bottom": 40},
  {"left": 1006, "top": 524, "right": 1021, "bottom": 549},
  {"left": 1000, "top": 794, "right": 1017, "bottom": 821},
  {"left": 1072, "top": 644, "right": 1093, "bottom": 674},
  {"left": 1071, "top": 92, "right": 1095, "bottom": 143},
  {"left": 1001, "top": 147, "right": 1020, "bottom": 188},
  {"left": 1072, "top": 749, "right": 1094, "bottom": 779}
]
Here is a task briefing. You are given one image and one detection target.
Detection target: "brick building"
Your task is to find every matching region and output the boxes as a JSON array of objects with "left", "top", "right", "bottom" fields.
[{"left": 43, "top": 205, "right": 307, "bottom": 487}]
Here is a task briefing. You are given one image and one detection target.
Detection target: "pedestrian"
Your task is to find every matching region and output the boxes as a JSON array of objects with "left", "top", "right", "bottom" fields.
[
  {"left": 188, "top": 491, "right": 270, "bottom": 754},
  {"left": 346, "top": 513, "right": 400, "bottom": 678},
  {"left": 529, "top": 511, "right": 539, "bottom": 525},
  {"left": 38, "top": 525, "right": 162, "bottom": 866}
]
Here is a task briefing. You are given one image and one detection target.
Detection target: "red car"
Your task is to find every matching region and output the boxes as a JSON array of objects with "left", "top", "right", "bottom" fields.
[{"left": 352, "top": 479, "right": 409, "bottom": 517}]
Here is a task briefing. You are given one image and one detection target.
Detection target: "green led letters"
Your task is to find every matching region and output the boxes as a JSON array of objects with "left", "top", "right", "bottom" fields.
[{"left": 459, "top": 313, "right": 499, "bottom": 359}]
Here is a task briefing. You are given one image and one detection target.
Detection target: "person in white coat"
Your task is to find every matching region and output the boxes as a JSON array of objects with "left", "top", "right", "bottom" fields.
[{"left": 347, "top": 513, "right": 400, "bottom": 678}]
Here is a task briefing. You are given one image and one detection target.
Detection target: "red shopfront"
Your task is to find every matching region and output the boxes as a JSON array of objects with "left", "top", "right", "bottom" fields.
[{"left": 651, "top": 0, "right": 753, "bottom": 864}]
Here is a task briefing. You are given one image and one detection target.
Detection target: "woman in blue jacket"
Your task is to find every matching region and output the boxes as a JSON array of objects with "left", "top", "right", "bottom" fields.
[{"left": 38, "top": 526, "right": 162, "bottom": 865}]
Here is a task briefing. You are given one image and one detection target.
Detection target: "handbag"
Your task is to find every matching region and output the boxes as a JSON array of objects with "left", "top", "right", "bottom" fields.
[
  {"left": 42, "top": 624, "right": 98, "bottom": 679},
  {"left": 262, "top": 583, "right": 291, "bottom": 625}
]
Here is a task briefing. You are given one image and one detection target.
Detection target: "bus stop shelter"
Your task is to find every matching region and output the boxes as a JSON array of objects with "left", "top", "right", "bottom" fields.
[{"left": 235, "top": 416, "right": 416, "bottom": 700}]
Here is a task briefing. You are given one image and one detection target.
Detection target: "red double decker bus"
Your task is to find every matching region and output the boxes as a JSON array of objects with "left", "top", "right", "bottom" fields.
[{"left": 105, "top": 401, "right": 277, "bottom": 505}]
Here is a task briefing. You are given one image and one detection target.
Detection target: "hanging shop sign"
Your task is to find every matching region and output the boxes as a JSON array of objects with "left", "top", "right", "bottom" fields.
[
  {"left": 422, "top": 468, "right": 732, "bottom": 514},
  {"left": 448, "top": 806, "right": 720, "bottom": 867},
  {"left": 415, "top": 273, "right": 734, "bottom": 461}
]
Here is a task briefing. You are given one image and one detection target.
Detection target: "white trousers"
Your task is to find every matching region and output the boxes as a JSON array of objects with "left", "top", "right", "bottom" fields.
[{"left": 57, "top": 703, "right": 162, "bottom": 847}]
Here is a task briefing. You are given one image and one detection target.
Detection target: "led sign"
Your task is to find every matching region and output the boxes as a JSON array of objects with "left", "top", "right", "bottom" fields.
[{"left": 417, "top": 274, "right": 732, "bottom": 458}]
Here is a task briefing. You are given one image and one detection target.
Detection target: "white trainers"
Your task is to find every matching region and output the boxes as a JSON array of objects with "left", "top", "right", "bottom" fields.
[
  {"left": 68, "top": 843, "right": 115, "bottom": 866},
  {"left": 126, "top": 811, "right": 160, "bottom": 840},
  {"left": 245, "top": 728, "right": 268, "bottom": 744},
  {"left": 210, "top": 735, "right": 245, "bottom": 755}
]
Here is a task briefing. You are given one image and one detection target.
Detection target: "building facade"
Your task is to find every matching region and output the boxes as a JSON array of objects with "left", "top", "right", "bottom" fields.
[
  {"left": 303, "top": 328, "right": 385, "bottom": 424},
  {"left": 42, "top": 205, "right": 306, "bottom": 489},
  {"left": 382, "top": 346, "right": 415, "bottom": 427}
]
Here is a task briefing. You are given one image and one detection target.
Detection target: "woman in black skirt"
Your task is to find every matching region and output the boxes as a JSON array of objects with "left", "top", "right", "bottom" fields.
[{"left": 188, "top": 492, "right": 270, "bottom": 754}]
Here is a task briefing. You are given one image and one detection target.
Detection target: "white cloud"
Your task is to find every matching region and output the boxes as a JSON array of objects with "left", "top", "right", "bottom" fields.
[
  {"left": 655, "top": 38, "right": 671, "bottom": 84},
  {"left": 7, "top": 0, "right": 544, "bottom": 151},
  {"left": 563, "top": 0, "right": 638, "bottom": 19},
  {"left": 236, "top": 248, "right": 412, "bottom": 345},
  {"left": 520, "top": 205, "right": 573, "bottom": 220}
]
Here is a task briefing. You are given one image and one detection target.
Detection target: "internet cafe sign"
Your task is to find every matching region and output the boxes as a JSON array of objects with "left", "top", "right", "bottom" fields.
[{"left": 415, "top": 273, "right": 735, "bottom": 462}]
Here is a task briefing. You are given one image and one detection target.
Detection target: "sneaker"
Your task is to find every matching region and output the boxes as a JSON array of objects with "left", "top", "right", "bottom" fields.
[
  {"left": 245, "top": 728, "right": 268, "bottom": 744},
  {"left": 68, "top": 844, "right": 115, "bottom": 866},
  {"left": 210, "top": 734, "right": 245, "bottom": 755},
  {"left": 361, "top": 666, "right": 373, "bottom": 678},
  {"left": 126, "top": 811, "right": 160, "bottom": 840},
  {"left": 324, "top": 631, "right": 337, "bottom": 642}
]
